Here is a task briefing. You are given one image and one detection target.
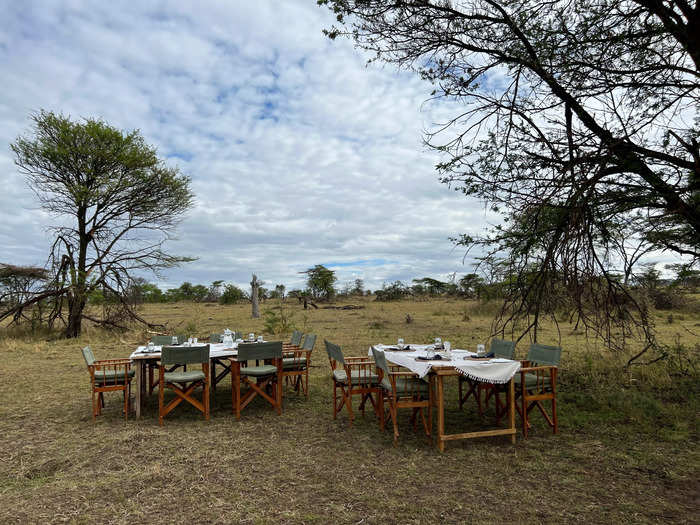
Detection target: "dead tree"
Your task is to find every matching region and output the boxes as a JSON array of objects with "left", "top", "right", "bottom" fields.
[{"left": 250, "top": 274, "right": 261, "bottom": 318}]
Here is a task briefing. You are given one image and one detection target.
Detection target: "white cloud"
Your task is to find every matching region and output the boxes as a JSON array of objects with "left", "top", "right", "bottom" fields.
[{"left": 0, "top": 0, "right": 490, "bottom": 292}]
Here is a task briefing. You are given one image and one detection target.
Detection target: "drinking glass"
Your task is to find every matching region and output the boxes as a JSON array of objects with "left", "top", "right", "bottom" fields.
[
  {"left": 397, "top": 338, "right": 404, "bottom": 349},
  {"left": 444, "top": 341, "right": 452, "bottom": 360},
  {"left": 188, "top": 337, "right": 193, "bottom": 346},
  {"left": 434, "top": 337, "right": 442, "bottom": 349},
  {"left": 171, "top": 336, "right": 178, "bottom": 345},
  {"left": 147, "top": 341, "right": 154, "bottom": 352},
  {"left": 249, "top": 333, "right": 255, "bottom": 341},
  {"left": 193, "top": 337, "right": 198, "bottom": 345},
  {"left": 257, "top": 335, "right": 263, "bottom": 343},
  {"left": 477, "top": 344, "right": 485, "bottom": 357}
]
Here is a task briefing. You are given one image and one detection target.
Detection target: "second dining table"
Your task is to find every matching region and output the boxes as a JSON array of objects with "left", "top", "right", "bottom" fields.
[{"left": 370, "top": 344, "right": 521, "bottom": 451}]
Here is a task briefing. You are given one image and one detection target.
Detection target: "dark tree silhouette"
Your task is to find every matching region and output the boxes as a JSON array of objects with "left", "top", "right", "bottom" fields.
[{"left": 319, "top": 0, "right": 699, "bottom": 363}]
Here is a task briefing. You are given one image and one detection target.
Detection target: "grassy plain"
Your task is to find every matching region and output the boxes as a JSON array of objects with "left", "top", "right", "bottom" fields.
[{"left": 1, "top": 297, "right": 698, "bottom": 523}]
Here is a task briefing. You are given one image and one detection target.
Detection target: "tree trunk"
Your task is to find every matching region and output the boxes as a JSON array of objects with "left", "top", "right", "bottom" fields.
[
  {"left": 65, "top": 292, "right": 86, "bottom": 338},
  {"left": 250, "top": 274, "right": 260, "bottom": 318}
]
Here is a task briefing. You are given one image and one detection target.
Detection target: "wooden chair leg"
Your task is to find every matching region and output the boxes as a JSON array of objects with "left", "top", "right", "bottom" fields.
[
  {"left": 158, "top": 371, "right": 165, "bottom": 426},
  {"left": 333, "top": 382, "right": 338, "bottom": 419},
  {"left": 277, "top": 374, "right": 282, "bottom": 415},
  {"left": 391, "top": 401, "right": 399, "bottom": 445},
  {"left": 232, "top": 365, "right": 241, "bottom": 421},
  {"left": 123, "top": 386, "right": 129, "bottom": 421},
  {"left": 92, "top": 390, "right": 97, "bottom": 421},
  {"left": 521, "top": 388, "right": 529, "bottom": 439},
  {"left": 378, "top": 392, "right": 385, "bottom": 431},
  {"left": 344, "top": 389, "right": 355, "bottom": 425}
]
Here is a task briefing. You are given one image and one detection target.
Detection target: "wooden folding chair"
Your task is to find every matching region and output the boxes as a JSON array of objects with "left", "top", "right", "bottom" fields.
[
  {"left": 281, "top": 334, "right": 316, "bottom": 398},
  {"left": 512, "top": 343, "right": 561, "bottom": 438},
  {"left": 325, "top": 339, "right": 381, "bottom": 427},
  {"left": 459, "top": 338, "right": 516, "bottom": 417},
  {"left": 158, "top": 345, "right": 210, "bottom": 426},
  {"left": 230, "top": 342, "right": 283, "bottom": 420},
  {"left": 372, "top": 347, "right": 431, "bottom": 445},
  {"left": 82, "top": 346, "right": 133, "bottom": 421}
]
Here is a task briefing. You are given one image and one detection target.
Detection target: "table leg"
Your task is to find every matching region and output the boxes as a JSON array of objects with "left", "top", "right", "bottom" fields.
[
  {"left": 437, "top": 374, "right": 445, "bottom": 452},
  {"left": 135, "top": 360, "right": 143, "bottom": 419},
  {"left": 508, "top": 377, "right": 516, "bottom": 444}
]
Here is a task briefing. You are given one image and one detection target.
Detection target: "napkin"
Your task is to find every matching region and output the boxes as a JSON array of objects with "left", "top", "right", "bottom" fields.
[{"left": 416, "top": 354, "right": 442, "bottom": 361}]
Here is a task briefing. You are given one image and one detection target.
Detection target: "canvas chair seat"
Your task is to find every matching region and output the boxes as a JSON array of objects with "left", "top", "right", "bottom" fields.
[
  {"left": 514, "top": 372, "right": 552, "bottom": 389},
  {"left": 282, "top": 357, "right": 308, "bottom": 369},
  {"left": 381, "top": 376, "right": 429, "bottom": 395},
  {"left": 94, "top": 369, "right": 135, "bottom": 383}
]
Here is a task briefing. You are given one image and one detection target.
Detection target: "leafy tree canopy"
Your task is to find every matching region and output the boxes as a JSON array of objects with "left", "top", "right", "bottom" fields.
[{"left": 4, "top": 110, "right": 194, "bottom": 336}]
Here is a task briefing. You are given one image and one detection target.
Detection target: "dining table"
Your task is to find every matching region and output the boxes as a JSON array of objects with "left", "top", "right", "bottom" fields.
[
  {"left": 129, "top": 342, "right": 240, "bottom": 419},
  {"left": 370, "top": 344, "right": 521, "bottom": 451}
]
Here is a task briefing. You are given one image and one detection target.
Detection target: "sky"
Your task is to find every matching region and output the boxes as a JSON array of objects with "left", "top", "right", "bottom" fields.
[{"left": 0, "top": 0, "right": 495, "bottom": 292}]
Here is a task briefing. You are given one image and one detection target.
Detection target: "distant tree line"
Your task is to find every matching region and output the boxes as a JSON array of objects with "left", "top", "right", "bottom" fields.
[{"left": 72, "top": 262, "right": 699, "bottom": 308}]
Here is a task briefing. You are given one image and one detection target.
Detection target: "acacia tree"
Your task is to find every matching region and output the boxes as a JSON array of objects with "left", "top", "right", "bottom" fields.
[
  {"left": 302, "top": 264, "right": 337, "bottom": 301},
  {"left": 320, "top": 0, "right": 700, "bottom": 364},
  {"left": 4, "top": 110, "right": 194, "bottom": 337}
]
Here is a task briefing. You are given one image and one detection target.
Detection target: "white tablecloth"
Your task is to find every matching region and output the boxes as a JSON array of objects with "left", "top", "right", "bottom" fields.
[
  {"left": 370, "top": 343, "right": 520, "bottom": 383},
  {"left": 130, "top": 342, "right": 238, "bottom": 360}
]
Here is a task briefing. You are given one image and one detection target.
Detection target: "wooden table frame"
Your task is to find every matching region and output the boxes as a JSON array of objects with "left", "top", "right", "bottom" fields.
[
  {"left": 430, "top": 367, "right": 516, "bottom": 452},
  {"left": 133, "top": 357, "right": 153, "bottom": 419}
]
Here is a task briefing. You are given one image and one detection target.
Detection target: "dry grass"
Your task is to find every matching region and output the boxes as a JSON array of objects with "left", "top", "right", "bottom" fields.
[{"left": 1, "top": 297, "right": 698, "bottom": 524}]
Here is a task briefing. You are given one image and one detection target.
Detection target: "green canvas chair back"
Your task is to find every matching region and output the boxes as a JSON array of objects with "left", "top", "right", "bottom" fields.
[
  {"left": 371, "top": 346, "right": 390, "bottom": 378},
  {"left": 490, "top": 338, "right": 516, "bottom": 359},
  {"left": 301, "top": 334, "right": 317, "bottom": 351},
  {"left": 152, "top": 334, "right": 187, "bottom": 345},
  {"left": 527, "top": 343, "right": 562, "bottom": 367},
  {"left": 237, "top": 341, "right": 282, "bottom": 361},
  {"left": 161, "top": 345, "right": 210, "bottom": 367},
  {"left": 81, "top": 346, "right": 96, "bottom": 367},
  {"left": 290, "top": 330, "right": 303, "bottom": 346},
  {"left": 210, "top": 333, "right": 222, "bottom": 343},
  {"left": 324, "top": 340, "right": 345, "bottom": 366}
]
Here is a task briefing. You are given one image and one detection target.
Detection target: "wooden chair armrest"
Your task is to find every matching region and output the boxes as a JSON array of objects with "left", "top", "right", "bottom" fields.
[
  {"left": 389, "top": 371, "right": 420, "bottom": 377},
  {"left": 520, "top": 365, "right": 557, "bottom": 373},
  {"left": 93, "top": 358, "right": 132, "bottom": 366}
]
